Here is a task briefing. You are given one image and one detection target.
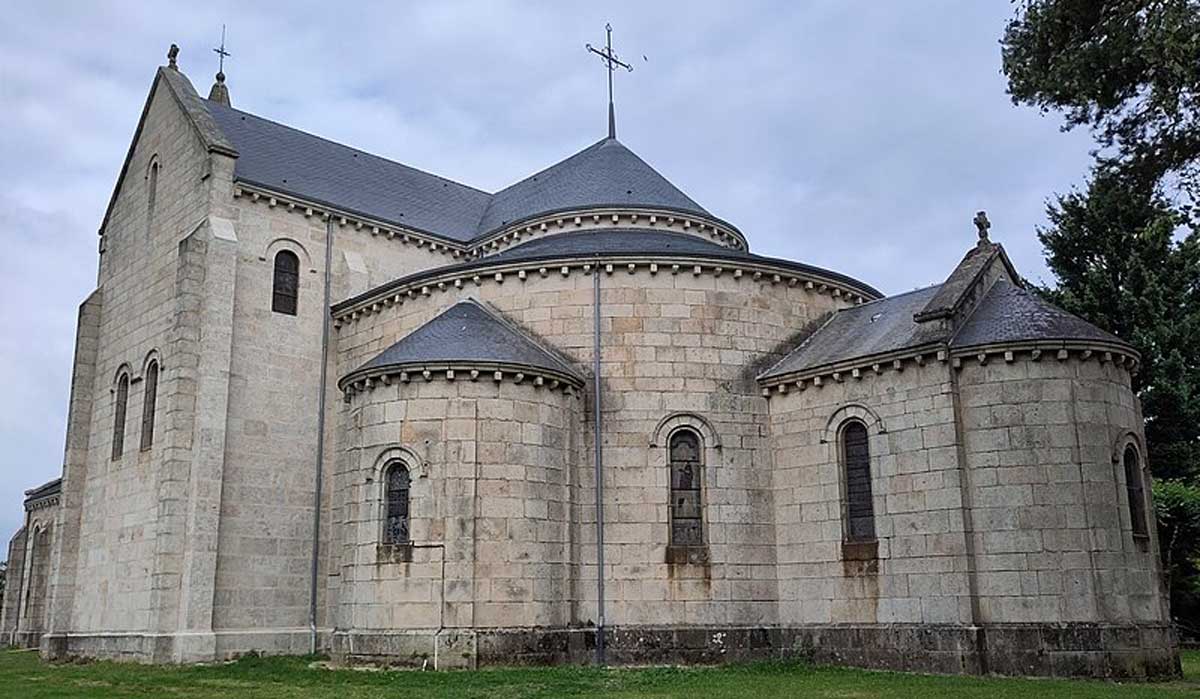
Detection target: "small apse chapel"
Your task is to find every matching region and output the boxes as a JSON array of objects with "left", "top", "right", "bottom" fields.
[{"left": 0, "top": 45, "right": 1179, "bottom": 678}]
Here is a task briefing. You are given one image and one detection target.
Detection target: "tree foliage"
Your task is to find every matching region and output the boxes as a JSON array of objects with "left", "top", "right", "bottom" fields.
[
  {"left": 1002, "top": 0, "right": 1200, "bottom": 213},
  {"left": 1002, "top": 1, "right": 1200, "bottom": 630},
  {"left": 1154, "top": 480, "right": 1200, "bottom": 631}
]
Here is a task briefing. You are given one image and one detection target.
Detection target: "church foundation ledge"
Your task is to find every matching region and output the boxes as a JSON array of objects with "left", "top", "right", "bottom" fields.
[
  {"left": 38, "top": 628, "right": 333, "bottom": 664},
  {"left": 331, "top": 622, "right": 1179, "bottom": 679}
]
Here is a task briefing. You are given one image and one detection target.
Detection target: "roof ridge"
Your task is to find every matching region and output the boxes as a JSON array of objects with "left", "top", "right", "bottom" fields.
[{"left": 202, "top": 99, "right": 492, "bottom": 197}]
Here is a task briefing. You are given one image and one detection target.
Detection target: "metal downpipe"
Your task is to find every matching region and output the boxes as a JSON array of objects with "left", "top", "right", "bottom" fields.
[{"left": 309, "top": 215, "right": 334, "bottom": 654}]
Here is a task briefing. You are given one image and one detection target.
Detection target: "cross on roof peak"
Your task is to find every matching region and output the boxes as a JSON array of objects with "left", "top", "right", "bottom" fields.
[{"left": 586, "top": 23, "right": 634, "bottom": 140}]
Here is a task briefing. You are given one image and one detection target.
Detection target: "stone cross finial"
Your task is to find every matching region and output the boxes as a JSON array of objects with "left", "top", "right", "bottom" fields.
[
  {"left": 167, "top": 44, "right": 179, "bottom": 70},
  {"left": 974, "top": 210, "right": 990, "bottom": 243}
]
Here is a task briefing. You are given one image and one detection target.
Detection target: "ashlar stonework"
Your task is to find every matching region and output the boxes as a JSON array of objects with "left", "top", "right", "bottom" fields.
[{"left": 0, "top": 55, "right": 1177, "bottom": 679}]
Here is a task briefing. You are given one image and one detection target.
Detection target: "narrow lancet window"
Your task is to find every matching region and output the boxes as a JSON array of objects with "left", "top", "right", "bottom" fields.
[
  {"left": 140, "top": 360, "right": 159, "bottom": 450},
  {"left": 272, "top": 250, "right": 299, "bottom": 315},
  {"left": 842, "top": 420, "right": 876, "bottom": 542},
  {"left": 112, "top": 373, "right": 129, "bottom": 460},
  {"left": 668, "top": 429, "right": 704, "bottom": 546},
  {"left": 384, "top": 463, "right": 411, "bottom": 545},
  {"left": 146, "top": 159, "right": 159, "bottom": 239},
  {"left": 1124, "top": 445, "right": 1148, "bottom": 537}
]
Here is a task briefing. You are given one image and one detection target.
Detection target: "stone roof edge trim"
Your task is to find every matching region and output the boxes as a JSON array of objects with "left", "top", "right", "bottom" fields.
[
  {"left": 331, "top": 255, "right": 879, "bottom": 326},
  {"left": 339, "top": 361, "right": 585, "bottom": 395},
  {"left": 758, "top": 342, "right": 947, "bottom": 389},
  {"left": 757, "top": 339, "right": 1141, "bottom": 393},
  {"left": 234, "top": 182, "right": 469, "bottom": 257},
  {"left": 99, "top": 67, "right": 240, "bottom": 236},
  {"left": 471, "top": 206, "right": 748, "bottom": 253},
  {"left": 23, "top": 477, "right": 63, "bottom": 511}
]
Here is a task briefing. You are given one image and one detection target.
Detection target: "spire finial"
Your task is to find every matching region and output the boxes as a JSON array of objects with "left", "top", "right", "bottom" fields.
[
  {"left": 586, "top": 23, "right": 633, "bottom": 139},
  {"left": 974, "top": 210, "right": 991, "bottom": 245},
  {"left": 167, "top": 43, "right": 179, "bottom": 70},
  {"left": 209, "top": 26, "right": 232, "bottom": 106}
]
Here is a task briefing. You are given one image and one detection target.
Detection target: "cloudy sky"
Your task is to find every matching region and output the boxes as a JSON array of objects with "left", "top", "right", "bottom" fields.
[{"left": 0, "top": 1, "right": 1094, "bottom": 539}]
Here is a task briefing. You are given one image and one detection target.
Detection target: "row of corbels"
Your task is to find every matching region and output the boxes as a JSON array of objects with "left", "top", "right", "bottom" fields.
[
  {"left": 234, "top": 185, "right": 464, "bottom": 258},
  {"left": 333, "top": 260, "right": 869, "bottom": 329},
  {"left": 475, "top": 210, "right": 746, "bottom": 254},
  {"left": 761, "top": 345, "right": 1140, "bottom": 396},
  {"left": 343, "top": 367, "right": 581, "bottom": 400}
]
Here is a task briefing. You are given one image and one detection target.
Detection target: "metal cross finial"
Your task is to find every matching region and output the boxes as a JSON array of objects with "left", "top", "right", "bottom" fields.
[
  {"left": 974, "top": 210, "right": 991, "bottom": 243},
  {"left": 213, "top": 25, "right": 231, "bottom": 75},
  {"left": 586, "top": 23, "right": 633, "bottom": 139}
]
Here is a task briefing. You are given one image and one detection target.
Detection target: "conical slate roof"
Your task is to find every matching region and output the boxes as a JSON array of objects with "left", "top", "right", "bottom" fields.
[
  {"left": 950, "top": 279, "right": 1127, "bottom": 349},
  {"left": 343, "top": 300, "right": 582, "bottom": 387},
  {"left": 475, "top": 137, "right": 709, "bottom": 234}
]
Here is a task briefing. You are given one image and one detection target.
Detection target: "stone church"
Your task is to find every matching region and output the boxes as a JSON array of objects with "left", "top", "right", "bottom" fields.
[{"left": 0, "top": 47, "right": 1179, "bottom": 678}]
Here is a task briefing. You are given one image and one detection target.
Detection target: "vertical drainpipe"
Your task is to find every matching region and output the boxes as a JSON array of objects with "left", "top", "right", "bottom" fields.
[
  {"left": 310, "top": 215, "right": 334, "bottom": 654},
  {"left": 592, "top": 259, "right": 606, "bottom": 665}
]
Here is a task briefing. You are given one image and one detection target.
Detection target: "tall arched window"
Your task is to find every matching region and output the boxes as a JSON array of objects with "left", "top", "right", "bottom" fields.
[
  {"left": 140, "top": 360, "right": 159, "bottom": 450},
  {"left": 112, "top": 373, "right": 129, "bottom": 460},
  {"left": 272, "top": 250, "right": 299, "bottom": 315},
  {"left": 383, "top": 463, "right": 411, "bottom": 545},
  {"left": 668, "top": 429, "right": 704, "bottom": 546},
  {"left": 1124, "top": 444, "right": 1148, "bottom": 537},
  {"left": 146, "top": 159, "right": 159, "bottom": 239},
  {"left": 842, "top": 420, "right": 876, "bottom": 542}
]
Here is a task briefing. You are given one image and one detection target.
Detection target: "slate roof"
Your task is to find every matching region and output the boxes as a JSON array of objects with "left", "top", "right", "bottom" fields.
[
  {"left": 331, "top": 230, "right": 882, "bottom": 314},
  {"left": 950, "top": 279, "right": 1128, "bottom": 349},
  {"left": 205, "top": 100, "right": 491, "bottom": 242},
  {"left": 476, "top": 138, "right": 709, "bottom": 234},
  {"left": 760, "top": 285, "right": 945, "bottom": 378},
  {"left": 202, "top": 99, "right": 711, "bottom": 243},
  {"left": 760, "top": 279, "right": 1134, "bottom": 381},
  {"left": 915, "top": 241, "right": 1012, "bottom": 322},
  {"left": 343, "top": 300, "right": 582, "bottom": 387}
]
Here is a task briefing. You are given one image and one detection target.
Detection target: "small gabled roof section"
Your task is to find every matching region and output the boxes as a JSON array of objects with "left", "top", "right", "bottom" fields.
[
  {"left": 914, "top": 241, "right": 1018, "bottom": 323},
  {"left": 950, "top": 279, "right": 1132, "bottom": 351},
  {"left": 99, "top": 66, "right": 238, "bottom": 235},
  {"left": 23, "top": 477, "right": 62, "bottom": 510},
  {"left": 474, "top": 137, "right": 710, "bottom": 236},
  {"left": 341, "top": 299, "right": 583, "bottom": 389}
]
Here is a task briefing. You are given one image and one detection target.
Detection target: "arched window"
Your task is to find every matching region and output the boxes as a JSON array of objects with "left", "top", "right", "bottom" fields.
[
  {"left": 140, "top": 360, "right": 159, "bottom": 450},
  {"left": 272, "top": 250, "right": 299, "bottom": 315},
  {"left": 1124, "top": 444, "right": 1148, "bottom": 537},
  {"left": 668, "top": 429, "right": 704, "bottom": 546},
  {"left": 842, "top": 420, "right": 876, "bottom": 542},
  {"left": 146, "top": 159, "right": 159, "bottom": 239},
  {"left": 383, "top": 463, "right": 411, "bottom": 545},
  {"left": 112, "top": 373, "right": 129, "bottom": 460}
]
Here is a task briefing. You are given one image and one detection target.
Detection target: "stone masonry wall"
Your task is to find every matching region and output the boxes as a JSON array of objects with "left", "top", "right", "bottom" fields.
[
  {"left": 333, "top": 263, "right": 856, "bottom": 631},
  {"left": 767, "top": 361, "right": 973, "bottom": 626},
  {"left": 67, "top": 75, "right": 219, "bottom": 641},
  {"left": 957, "top": 356, "right": 1168, "bottom": 625},
  {"left": 334, "top": 377, "right": 578, "bottom": 658}
]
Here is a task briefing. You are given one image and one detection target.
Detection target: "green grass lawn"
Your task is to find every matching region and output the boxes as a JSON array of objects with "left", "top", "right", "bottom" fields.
[{"left": 2, "top": 648, "right": 1197, "bottom": 698}]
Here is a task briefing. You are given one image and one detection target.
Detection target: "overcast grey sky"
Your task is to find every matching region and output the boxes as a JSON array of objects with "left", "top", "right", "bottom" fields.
[{"left": 0, "top": 1, "right": 1094, "bottom": 540}]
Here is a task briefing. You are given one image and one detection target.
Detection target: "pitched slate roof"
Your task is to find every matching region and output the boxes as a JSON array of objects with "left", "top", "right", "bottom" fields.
[
  {"left": 760, "top": 279, "right": 1134, "bottom": 381},
  {"left": 331, "top": 230, "right": 882, "bottom": 314},
  {"left": 475, "top": 138, "right": 709, "bottom": 234},
  {"left": 760, "top": 285, "right": 945, "bottom": 378},
  {"left": 202, "top": 100, "right": 710, "bottom": 243},
  {"left": 204, "top": 100, "right": 492, "bottom": 242},
  {"left": 343, "top": 300, "right": 582, "bottom": 387},
  {"left": 950, "top": 279, "right": 1128, "bottom": 349}
]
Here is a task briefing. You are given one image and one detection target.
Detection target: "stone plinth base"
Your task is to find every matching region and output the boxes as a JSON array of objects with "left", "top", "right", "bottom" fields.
[
  {"left": 39, "top": 628, "right": 328, "bottom": 664},
  {"left": 332, "top": 623, "right": 1180, "bottom": 679}
]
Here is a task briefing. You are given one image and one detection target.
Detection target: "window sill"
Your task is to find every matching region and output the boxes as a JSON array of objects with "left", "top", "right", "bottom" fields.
[
  {"left": 377, "top": 543, "right": 413, "bottom": 563},
  {"left": 665, "top": 544, "right": 709, "bottom": 565},
  {"left": 842, "top": 540, "right": 879, "bottom": 561}
]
